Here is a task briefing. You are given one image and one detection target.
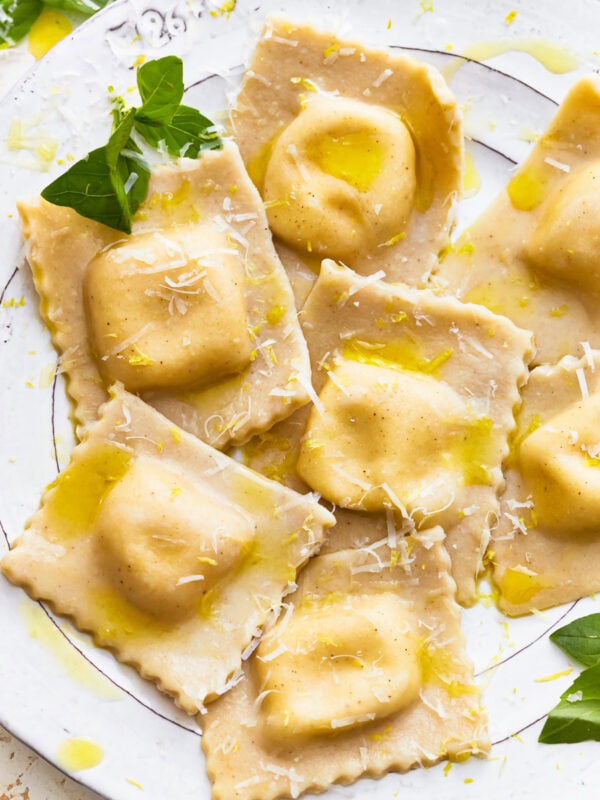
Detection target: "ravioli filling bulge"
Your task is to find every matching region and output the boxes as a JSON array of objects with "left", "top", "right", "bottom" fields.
[
  {"left": 94, "top": 458, "right": 255, "bottom": 621},
  {"left": 263, "top": 95, "right": 416, "bottom": 264},
  {"left": 519, "top": 391, "right": 600, "bottom": 533},
  {"left": 296, "top": 358, "right": 499, "bottom": 526},
  {"left": 523, "top": 162, "right": 600, "bottom": 294},
  {"left": 255, "top": 591, "right": 421, "bottom": 739},
  {"left": 85, "top": 224, "right": 252, "bottom": 393}
]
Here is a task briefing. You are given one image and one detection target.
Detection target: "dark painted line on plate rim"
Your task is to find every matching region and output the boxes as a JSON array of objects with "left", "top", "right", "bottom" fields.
[
  {"left": 476, "top": 600, "right": 580, "bottom": 677},
  {"left": 390, "top": 45, "right": 559, "bottom": 107}
]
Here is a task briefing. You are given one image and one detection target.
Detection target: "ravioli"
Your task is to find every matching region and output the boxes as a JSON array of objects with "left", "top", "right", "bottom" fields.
[
  {"left": 435, "top": 76, "right": 600, "bottom": 365},
  {"left": 202, "top": 529, "right": 488, "bottom": 800},
  {"left": 492, "top": 349, "right": 600, "bottom": 615},
  {"left": 1, "top": 387, "right": 334, "bottom": 714},
  {"left": 231, "top": 16, "right": 462, "bottom": 304},
  {"left": 260, "top": 260, "right": 531, "bottom": 605},
  {"left": 19, "top": 141, "right": 311, "bottom": 447}
]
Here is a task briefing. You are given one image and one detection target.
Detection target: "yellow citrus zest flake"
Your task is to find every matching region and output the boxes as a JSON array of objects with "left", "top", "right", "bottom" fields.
[
  {"left": 128, "top": 349, "right": 154, "bottom": 366},
  {"left": 464, "top": 778, "right": 474, "bottom": 784},
  {"left": 169, "top": 426, "right": 182, "bottom": 444},
  {"left": 387, "top": 18, "right": 392, "bottom": 29},
  {"left": 535, "top": 668, "right": 573, "bottom": 683},
  {"left": 126, "top": 778, "right": 143, "bottom": 790},
  {"left": 505, "top": 10, "right": 517, "bottom": 24},
  {"left": 266, "top": 304, "right": 286, "bottom": 326},
  {"left": 380, "top": 231, "right": 406, "bottom": 247},
  {"left": 210, "top": 0, "right": 237, "bottom": 18},
  {"left": 549, "top": 304, "right": 569, "bottom": 317},
  {"left": 457, "top": 241, "right": 475, "bottom": 255},
  {"left": 133, "top": 55, "right": 146, "bottom": 67},
  {"left": 156, "top": 440, "right": 164, "bottom": 453},
  {"left": 368, "top": 725, "right": 392, "bottom": 742},
  {"left": 198, "top": 557, "right": 218, "bottom": 566},
  {"left": 171, "top": 486, "right": 181, "bottom": 500},
  {"left": 290, "top": 76, "right": 318, "bottom": 92},
  {"left": 443, "top": 762, "right": 453, "bottom": 776},
  {"left": 2, "top": 295, "right": 26, "bottom": 308},
  {"left": 263, "top": 197, "right": 291, "bottom": 211},
  {"left": 323, "top": 42, "right": 340, "bottom": 60},
  {"left": 416, "top": 0, "right": 434, "bottom": 17}
]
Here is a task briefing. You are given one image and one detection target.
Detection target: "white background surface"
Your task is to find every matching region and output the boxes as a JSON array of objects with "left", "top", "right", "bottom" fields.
[{"left": 2, "top": 0, "right": 600, "bottom": 798}]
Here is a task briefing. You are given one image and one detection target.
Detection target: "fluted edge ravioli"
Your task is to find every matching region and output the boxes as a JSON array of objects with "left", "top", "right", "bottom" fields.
[
  {"left": 19, "top": 141, "right": 312, "bottom": 448},
  {"left": 201, "top": 529, "right": 488, "bottom": 800},
  {"left": 435, "top": 76, "right": 600, "bottom": 365},
  {"left": 493, "top": 350, "right": 600, "bottom": 615},
  {"left": 1, "top": 387, "right": 334, "bottom": 714},
  {"left": 231, "top": 15, "right": 463, "bottom": 305}
]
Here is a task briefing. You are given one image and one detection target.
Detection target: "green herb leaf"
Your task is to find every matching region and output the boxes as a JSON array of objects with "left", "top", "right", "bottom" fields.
[
  {"left": 43, "top": 0, "right": 113, "bottom": 16},
  {"left": 41, "top": 109, "right": 150, "bottom": 234},
  {"left": 135, "top": 56, "right": 184, "bottom": 125},
  {"left": 0, "top": 0, "right": 43, "bottom": 46},
  {"left": 550, "top": 613, "right": 600, "bottom": 667},
  {"left": 539, "top": 663, "right": 600, "bottom": 744},
  {"left": 134, "top": 104, "right": 222, "bottom": 158}
]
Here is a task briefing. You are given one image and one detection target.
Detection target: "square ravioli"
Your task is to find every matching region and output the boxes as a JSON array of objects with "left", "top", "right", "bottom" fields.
[
  {"left": 231, "top": 15, "right": 462, "bottom": 304},
  {"left": 279, "top": 260, "right": 531, "bottom": 605},
  {"left": 1, "top": 387, "right": 334, "bottom": 714},
  {"left": 435, "top": 76, "right": 600, "bottom": 365},
  {"left": 202, "top": 528, "right": 488, "bottom": 800},
  {"left": 492, "top": 349, "right": 600, "bottom": 615},
  {"left": 19, "top": 140, "right": 311, "bottom": 448}
]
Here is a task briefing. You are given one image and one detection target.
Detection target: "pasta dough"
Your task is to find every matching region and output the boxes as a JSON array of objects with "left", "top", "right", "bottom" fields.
[
  {"left": 280, "top": 260, "right": 531, "bottom": 605},
  {"left": 493, "top": 349, "right": 600, "bottom": 615},
  {"left": 231, "top": 16, "right": 462, "bottom": 304},
  {"left": 19, "top": 141, "right": 311, "bottom": 448},
  {"left": 1, "top": 387, "right": 334, "bottom": 713},
  {"left": 435, "top": 76, "right": 600, "bottom": 364},
  {"left": 202, "top": 529, "right": 488, "bottom": 800}
]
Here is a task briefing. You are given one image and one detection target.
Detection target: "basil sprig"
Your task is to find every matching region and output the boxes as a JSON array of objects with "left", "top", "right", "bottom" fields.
[
  {"left": 41, "top": 56, "right": 222, "bottom": 233},
  {"left": 134, "top": 57, "right": 222, "bottom": 158},
  {"left": 0, "top": 0, "right": 111, "bottom": 47},
  {"left": 539, "top": 613, "right": 600, "bottom": 743}
]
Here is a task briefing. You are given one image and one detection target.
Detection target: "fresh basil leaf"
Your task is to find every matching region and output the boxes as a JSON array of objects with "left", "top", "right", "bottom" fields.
[
  {"left": 41, "top": 110, "right": 150, "bottom": 234},
  {"left": 135, "top": 56, "right": 184, "bottom": 125},
  {"left": 0, "top": 0, "right": 43, "bottom": 46},
  {"left": 134, "top": 104, "right": 222, "bottom": 158},
  {"left": 43, "top": 0, "right": 112, "bottom": 16},
  {"left": 550, "top": 613, "right": 600, "bottom": 667},
  {"left": 539, "top": 663, "right": 600, "bottom": 744}
]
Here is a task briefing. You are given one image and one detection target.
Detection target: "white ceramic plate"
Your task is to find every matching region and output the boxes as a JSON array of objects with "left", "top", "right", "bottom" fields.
[{"left": 1, "top": 1, "right": 600, "bottom": 798}]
